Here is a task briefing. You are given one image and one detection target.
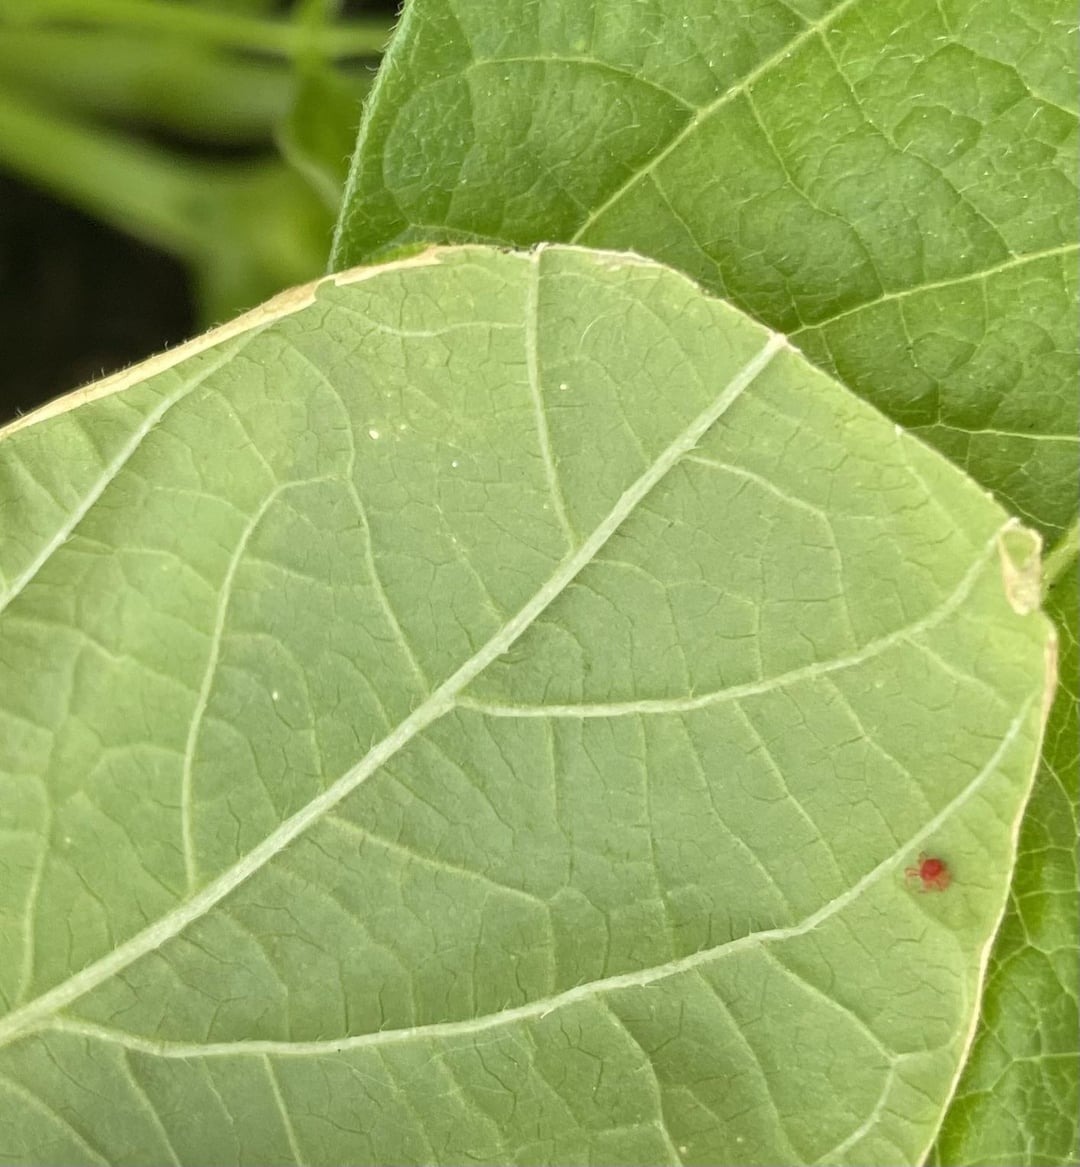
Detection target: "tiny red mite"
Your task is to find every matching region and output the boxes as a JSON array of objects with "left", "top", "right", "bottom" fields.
[{"left": 906, "top": 853, "right": 951, "bottom": 892}]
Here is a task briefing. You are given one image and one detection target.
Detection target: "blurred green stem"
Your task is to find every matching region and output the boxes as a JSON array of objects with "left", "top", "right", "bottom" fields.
[
  {"left": 0, "top": 83, "right": 335, "bottom": 323},
  {"left": 0, "top": 28, "right": 299, "bottom": 140},
  {"left": 0, "top": 0, "right": 389, "bottom": 57},
  {"left": 0, "top": 84, "right": 207, "bottom": 258}
]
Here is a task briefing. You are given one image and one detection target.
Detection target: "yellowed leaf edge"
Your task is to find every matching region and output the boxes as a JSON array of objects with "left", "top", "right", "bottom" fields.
[{"left": 0, "top": 247, "right": 455, "bottom": 440}]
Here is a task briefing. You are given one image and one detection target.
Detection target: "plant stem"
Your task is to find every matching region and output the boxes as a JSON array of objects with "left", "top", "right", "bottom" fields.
[
  {"left": 0, "top": 85, "right": 209, "bottom": 259},
  {"left": 1043, "top": 518, "right": 1079, "bottom": 595},
  {"left": 0, "top": 0, "right": 390, "bottom": 58},
  {"left": 0, "top": 28, "right": 297, "bottom": 141}
]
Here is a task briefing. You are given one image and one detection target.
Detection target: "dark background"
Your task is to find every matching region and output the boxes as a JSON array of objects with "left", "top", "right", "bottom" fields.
[
  {"left": 0, "top": 172, "right": 193, "bottom": 421},
  {"left": 0, "top": 0, "right": 397, "bottom": 423}
]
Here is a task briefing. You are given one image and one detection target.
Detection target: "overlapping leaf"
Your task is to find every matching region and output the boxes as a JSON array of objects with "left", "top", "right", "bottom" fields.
[
  {"left": 333, "top": 0, "right": 1078, "bottom": 537},
  {"left": 331, "top": 3, "right": 1080, "bottom": 1158},
  {"left": 0, "top": 248, "right": 1053, "bottom": 1164}
]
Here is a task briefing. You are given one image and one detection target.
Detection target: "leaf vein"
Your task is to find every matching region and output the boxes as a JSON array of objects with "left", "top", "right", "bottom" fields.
[
  {"left": 526, "top": 250, "right": 577, "bottom": 551},
  {"left": 263, "top": 1055, "right": 306, "bottom": 1167},
  {"left": 455, "top": 522, "right": 1004, "bottom": 719},
  {"left": 37, "top": 692, "right": 1037, "bottom": 1061},
  {"left": 0, "top": 334, "right": 256, "bottom": 618},
  {"left": 0, "top": 331, "right": 785, "bottom": 1051},
  {"left": 569, "top": 0, "right": 863, "bottom": 244}
]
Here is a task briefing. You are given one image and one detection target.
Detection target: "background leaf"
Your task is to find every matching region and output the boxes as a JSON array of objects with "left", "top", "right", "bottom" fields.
[
  {"left": 332, "top": 0, "right": 1078, "bottom": 537},
  {"left": 0, "top": 246, "right": 1054, "bottom": 1165}
]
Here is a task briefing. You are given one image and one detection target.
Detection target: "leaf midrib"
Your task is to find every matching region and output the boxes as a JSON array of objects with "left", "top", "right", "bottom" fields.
[{"left": 0, "top": 322, "right": 786, "bottom": 1051}]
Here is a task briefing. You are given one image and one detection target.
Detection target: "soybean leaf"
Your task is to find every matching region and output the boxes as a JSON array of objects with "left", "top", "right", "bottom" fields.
[
  {"left": 331, "top": 0, "right": 1079, "bottom": 540},
  {"left": 0, "top": 246, "right": 1053, "bottom": 1165},
  {"left": 928, "top": 560, "right": 1079, "bottom": 1167},
  {"left": 328, "top": 5, "right": 1080, "bottom": 1159}
]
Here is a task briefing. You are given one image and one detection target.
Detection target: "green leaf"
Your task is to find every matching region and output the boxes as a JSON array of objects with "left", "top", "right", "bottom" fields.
[
  {"left": 329, "top": 6, "right": 1079, "bottom": 1158},
  {"left": 929, "top": 557, "right": 1079, "bottom": 1167},
  {"left": 331, "top": 0, "right": 1079, "bottom": 540},
  {"left": 0, "top": 246, "right": 1055, "bottom": 1165}
]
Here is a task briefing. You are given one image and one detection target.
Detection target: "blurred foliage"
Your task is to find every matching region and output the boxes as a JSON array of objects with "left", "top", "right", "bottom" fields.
[{"left": 0, "top": 0, "right": 393, "bottom": 326}]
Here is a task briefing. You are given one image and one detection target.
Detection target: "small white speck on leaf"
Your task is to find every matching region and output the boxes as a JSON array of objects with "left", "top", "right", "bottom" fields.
[{"left": 368, "top": 428, "right": 380, "bottom": 440}]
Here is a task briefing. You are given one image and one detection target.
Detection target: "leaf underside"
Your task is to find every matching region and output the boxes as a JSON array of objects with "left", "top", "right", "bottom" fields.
[
  {"left": 0, "top": 247, "right": 1054, "bottom": 1166},
  {"left": 928, "top": 562, "right": 1079, "bottom": 1167},
  {"left": 330, "top": 1, "right": 1080, "bottom": 1159}
]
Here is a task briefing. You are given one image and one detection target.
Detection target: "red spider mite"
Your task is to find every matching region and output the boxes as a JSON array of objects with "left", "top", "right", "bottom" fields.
[{"left": 906, "top": 853, "right": 951, "bottom": 892}]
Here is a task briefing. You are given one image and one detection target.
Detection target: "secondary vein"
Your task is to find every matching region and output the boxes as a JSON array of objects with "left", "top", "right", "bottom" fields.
[
  {"left": 0, "top": 325, "right": 786, "bottom": 1051},
  {"left": 41, "top": 695, "right": 1036, "bottom": 1061}
]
